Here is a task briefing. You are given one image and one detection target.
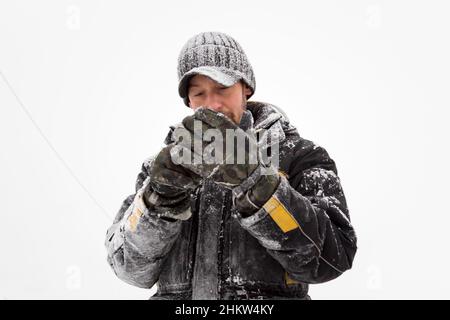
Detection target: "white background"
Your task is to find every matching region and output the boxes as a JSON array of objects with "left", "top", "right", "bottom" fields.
[{"left": 1, "top": 0, "right": 449, "bottom": 299}]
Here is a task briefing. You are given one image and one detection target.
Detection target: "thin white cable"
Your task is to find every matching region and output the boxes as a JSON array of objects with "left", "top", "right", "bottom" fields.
[
  {"left": 272, "top": 195, "right": 345, "bottom": 274},
  {"left": 295, "top": 221, "right": 345, "bottom": 274},
  {"left": 0, "top": 70, "right": 112, "bottom": 221}
]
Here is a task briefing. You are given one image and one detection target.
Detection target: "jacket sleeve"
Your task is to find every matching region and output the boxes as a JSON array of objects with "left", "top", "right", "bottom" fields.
[
  {"left": 236, "top": 139, "right": 357, "bottom": 284},
  {"left": 104, "top": 156, "right": 183, "bottom": 288}
]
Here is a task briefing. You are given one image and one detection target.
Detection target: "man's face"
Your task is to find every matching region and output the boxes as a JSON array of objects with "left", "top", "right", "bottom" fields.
[{"left": 187, "top": 74, "right": 252, "bottom": 124}]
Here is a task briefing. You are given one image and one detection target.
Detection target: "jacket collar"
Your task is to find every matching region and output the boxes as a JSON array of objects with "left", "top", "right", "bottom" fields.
[{"left": 246, "top": 101, "right": 287, "bottom": 148}]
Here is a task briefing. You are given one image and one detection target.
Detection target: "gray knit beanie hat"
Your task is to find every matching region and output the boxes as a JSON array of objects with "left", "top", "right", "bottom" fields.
[{"left": 177, "top": 31, "right": 256, "bottom": 107}]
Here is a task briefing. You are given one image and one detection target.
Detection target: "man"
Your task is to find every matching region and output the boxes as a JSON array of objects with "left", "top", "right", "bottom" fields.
[{"left": 105, "top": 31, "right": 357, "bottom": 299}]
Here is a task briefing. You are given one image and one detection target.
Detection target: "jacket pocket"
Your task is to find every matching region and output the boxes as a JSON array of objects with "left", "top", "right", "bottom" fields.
[{"left": 229, "top": 213, "right": 286, "bottom": 286}]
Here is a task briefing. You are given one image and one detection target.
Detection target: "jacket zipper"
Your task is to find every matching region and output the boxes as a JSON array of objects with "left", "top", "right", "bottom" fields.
[
  {"left": 187, "top": 186, "right": 201, "bottom": 283},
  {"left": 217, "top": 190, "right": 231, "bottom": 298}
]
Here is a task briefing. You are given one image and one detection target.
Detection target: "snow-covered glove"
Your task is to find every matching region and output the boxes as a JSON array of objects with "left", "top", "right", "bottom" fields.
[
  {"left": 175, "top": 107, "right": 255, "bottom": 185},
  {"left": 175, "top": 107, "right": 280, "bottom": 217},
  {"left": 145, "top": 144, "right": 202, "bottom": 220}
]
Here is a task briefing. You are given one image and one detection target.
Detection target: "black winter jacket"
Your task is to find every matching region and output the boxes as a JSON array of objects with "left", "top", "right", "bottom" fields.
[{"left": 105, "top": 101, "right": 357, "bottom": 299}]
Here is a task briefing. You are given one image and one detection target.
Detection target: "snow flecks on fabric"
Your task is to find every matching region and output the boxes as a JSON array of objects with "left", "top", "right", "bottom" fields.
[
  {"left": 225, "top": 274, "right": 244, "bottom": 285},
  {"left": 300, "top": 168, "right": 343, "bottom": 198},
  {"left": 285, "top": 139, "right": 296, "bottom": 150},
  {"left": 258, "top": 238, "right": 282, "bottom": 250},
  {"left": 225, "top": 273, "right": 256, "bottom": 286},
  {"left": 328, "top": 202, "right": 351, "bottom": 225},
  {"left": 298, "top": 168, "right": 352, "bottom": 227},
  {"left": 246, "top": 101, "right": 283, "bottom": 130}
]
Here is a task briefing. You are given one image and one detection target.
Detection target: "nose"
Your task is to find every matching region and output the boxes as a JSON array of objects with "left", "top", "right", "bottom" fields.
[{"left": 204, "top": 93, "right": 223, "bottom": 112}]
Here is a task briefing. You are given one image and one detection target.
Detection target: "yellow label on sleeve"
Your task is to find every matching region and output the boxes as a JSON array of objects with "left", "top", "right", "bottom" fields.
[
  {"left": 263, "top": 196, "right": 299, "bottom": 233},
  {"left": 128, "top": 207, "right": 143, "bottom": 232}
]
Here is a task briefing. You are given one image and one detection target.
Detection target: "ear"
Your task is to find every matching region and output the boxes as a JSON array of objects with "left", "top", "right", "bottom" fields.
[{"left": 244, "top": 84, "right": 252, "bottom": 97}]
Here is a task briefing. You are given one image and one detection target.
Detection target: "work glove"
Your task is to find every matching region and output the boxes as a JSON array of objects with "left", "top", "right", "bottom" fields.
[
  {"left": 145, "top": 144, "right": 202, "bottom": 220},
  {"left": 173, "top": 107, "right": 280, "bottom": 216},
  {"left": 173, "top": 107, "right": 257, "bottom": 185}
]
